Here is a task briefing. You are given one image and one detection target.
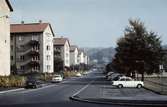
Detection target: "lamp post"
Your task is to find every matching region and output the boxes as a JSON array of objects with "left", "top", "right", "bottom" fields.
[{"left": 159, "top": 64, "right": 164, "bottom": 93}]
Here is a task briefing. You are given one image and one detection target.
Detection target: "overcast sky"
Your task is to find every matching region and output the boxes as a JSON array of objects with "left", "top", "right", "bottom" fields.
[{"left": 10, "top": 0, "right": 167, "bottom": 48}]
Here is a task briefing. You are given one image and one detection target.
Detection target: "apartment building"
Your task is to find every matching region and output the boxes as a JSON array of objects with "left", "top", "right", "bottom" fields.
[
  {"left": 78, "top": 51, "right": 85, "bottom": 64},
  {"left": 70, "top": 45, "right": 79, "bottom": 66},
  {"left": 53, "top": 37, "right": 70, "bottom": 67},
  {"left": 10, "top": 22, "right": 54, "bottom": 74},
  {"left": 84, "top": 54, "right": 89, "bottom": 65},
  {"left": 0, "top": 0, "right": 13, "bottom": 76}
]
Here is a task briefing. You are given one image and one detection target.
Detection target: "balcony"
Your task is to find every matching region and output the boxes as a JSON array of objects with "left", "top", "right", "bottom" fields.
[
  {"left": 30, "top": 57, "right": 40, "bottom": 66},
  {"left": 30, "top": 48, "right": 40, "bottom": 55},
  {"left": 29, "top": 39, "right": 39, "bottom": 45},
  {"left": 31, "top": 68, "right": 40, "bottom": 73}
]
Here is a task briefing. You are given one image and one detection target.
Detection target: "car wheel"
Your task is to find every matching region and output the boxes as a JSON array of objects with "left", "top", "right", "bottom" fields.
[
  {"left": 137, "top": 84, "right": 142, "bottom": 88},
  {"left": 118, "top": 84, "right": 123, "bottom": 88}
]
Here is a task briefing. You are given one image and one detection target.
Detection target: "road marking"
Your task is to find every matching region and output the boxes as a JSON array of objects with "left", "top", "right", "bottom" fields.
[{"left": 72, "top": 80, "right": 94, "bottom": 97}]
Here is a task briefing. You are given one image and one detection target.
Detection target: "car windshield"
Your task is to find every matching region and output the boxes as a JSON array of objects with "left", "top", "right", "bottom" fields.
[{"left": 54, "top": 75, "right": 61, "bottom": 78}]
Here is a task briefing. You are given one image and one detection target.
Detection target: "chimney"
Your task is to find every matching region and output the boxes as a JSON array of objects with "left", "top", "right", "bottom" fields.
[{"left": 21, "top": 21, "right": 24, "bottom": 24}]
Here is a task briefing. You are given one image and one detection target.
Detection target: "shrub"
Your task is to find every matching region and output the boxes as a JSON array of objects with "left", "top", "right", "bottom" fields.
[
  {"left": 63, "top": 71, "right": 78, "bottom": 78},
  {"left": 0, "top": 75, "right": 26, "bottom": 88}
]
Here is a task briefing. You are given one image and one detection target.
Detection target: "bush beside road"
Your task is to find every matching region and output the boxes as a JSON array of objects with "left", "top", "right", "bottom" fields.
[{"left": 0, "top": 75, "right": 26, "bottom": 88}]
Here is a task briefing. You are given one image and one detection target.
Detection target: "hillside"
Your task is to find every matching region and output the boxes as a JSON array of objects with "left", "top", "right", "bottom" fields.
[{"left": 82, "top": 47, "right": 116, "bottom": 64}]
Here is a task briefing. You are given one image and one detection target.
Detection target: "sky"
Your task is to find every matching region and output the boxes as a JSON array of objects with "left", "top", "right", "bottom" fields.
[{"left": 10, "top": 0, "right": 167, "bottom": 48}]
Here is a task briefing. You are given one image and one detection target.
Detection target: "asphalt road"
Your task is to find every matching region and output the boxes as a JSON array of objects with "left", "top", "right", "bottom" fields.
[{"left": 0, "top": 70, "right": 137, "bottom": 107}]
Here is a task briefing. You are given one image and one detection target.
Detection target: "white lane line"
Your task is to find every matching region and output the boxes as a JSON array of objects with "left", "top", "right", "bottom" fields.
[
  {"left": 72, "top": 80, "right": 94, "bottom": 97},
  {"left": 0, "top": 88, "right": 25, "bottom": 94}
]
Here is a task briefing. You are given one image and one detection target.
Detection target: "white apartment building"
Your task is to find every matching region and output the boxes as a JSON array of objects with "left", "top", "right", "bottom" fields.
[
  {"left": 78, "top": 51, "right": 85, "bottom": 64},
  {"left": 0, "top": 0, "right": 13, "bottom": 76},
  {"left": 11, "top": 22, "right": 54, "bottom": 74},
  {"left": 70, "top": 45, "right": 79, "bottom": 66},
  {"left": 53, "top": 38, "right": 70, "bottom": 67},
  {"left": 84, "top": 55, "right": 89, "bottom": 65}
]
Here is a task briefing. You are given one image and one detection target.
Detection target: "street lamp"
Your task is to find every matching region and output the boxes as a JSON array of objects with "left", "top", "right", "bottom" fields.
[{"left": 159, "top": 64, "right": 164, "bottom": 93}]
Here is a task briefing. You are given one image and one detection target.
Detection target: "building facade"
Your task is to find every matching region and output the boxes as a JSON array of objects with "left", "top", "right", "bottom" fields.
[
  {"left": 78, "top": 51, "right": 85, "bottom": 64},
  {"left": 0, "top": 0, "right": 13, "bottom": 76},
  {"left": 84, "top": 55, "right": 89, "bottom": 65},
  {"left": 70, "top": 45, "right": 79, "bottom": 66},
  {"left": 10, "top": 22, "right": 54, "bottom": 74},
  {"left": 53, "top": 38, "right": 70, "bottom": 67}
]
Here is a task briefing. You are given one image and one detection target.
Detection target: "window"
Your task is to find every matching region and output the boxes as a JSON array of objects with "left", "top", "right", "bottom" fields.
[
  {"left": 46, "top": 55, "right": 50, "bottom": 60},
  {"left": 66, "top": 53, "right": 68, "bottom": 57},
  {"left": 11, "top": 45, "right": 13, "bottom": 51},
  {"left": 47, "top": 65, "right": 50, "bottom": 70},
  {"left": 20, "top": 55, "right": 24, "bottom": 61},
  {"left": 18, "top": 36, "right": 23, "bottom": 41},
  {"left": 46, "top": 45, "right": 50, "bottom": 50},
  {"left": 11, "top": 36, "right": 13, "bottom": 41},
  {"left": 126, "top": 78, "right": 132, "bottom": 81},
  {"left": 120, "top": 78, "right": 125, "bottom": 81},
  {"left": 20, "top": 45, "right": 24, "bottom": 49},
  {"left": 21, "top": 66, "right": 24, "bottom": 70},
  {"left": 11, "top": 56, "right": 13, "bottom": 60}
]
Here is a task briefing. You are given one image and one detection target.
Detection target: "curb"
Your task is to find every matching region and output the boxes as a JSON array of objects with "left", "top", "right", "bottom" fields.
[
  {"left": 69, "top": 95, "right": 167, "bottom": 107},
  {"left": 0, "top": 88, "right": 25, "bottom": 94},
  {"left": 144, "top": 86, "right": 167, "bottom": 95}
]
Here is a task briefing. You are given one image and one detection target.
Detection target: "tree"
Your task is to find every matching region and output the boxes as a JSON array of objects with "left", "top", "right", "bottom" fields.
[
  {"left": 54, "top": 57, "right": 64, "bottom": 72},
  {"left": 105, "top": 63, "right": 113, "bottom": 73},
  {"left": 112, "top": 19, "right": 163, "bottom": 81}
]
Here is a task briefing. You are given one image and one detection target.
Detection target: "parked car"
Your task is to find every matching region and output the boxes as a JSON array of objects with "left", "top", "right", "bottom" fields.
[
  {"left": 25, "top": 79, "right": 43, "bottom": 89},
  {"left": 83, "top": 72, "right": 88, "bottom": 75},
  {"left": 107, "top": 73, "right": 123, "bottom": 81},
  {"left": 52, "top": 75, "right": 63, "bottom": 83},
  {"left": 106, "top": 72, "right": 114, "bottom": 79},
  {"left": 111, "top": 77, "right": 144, "bottom": 88},
  {"left": 76, "top": 73, "right": 82, "bottom": 77}
]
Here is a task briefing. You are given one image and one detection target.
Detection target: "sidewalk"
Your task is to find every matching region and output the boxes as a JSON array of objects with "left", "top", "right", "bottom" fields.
[
  {"left": 0, "top": 87, "right": 24, "bottom": 94},
  {"left": 70, "top": 82, "right": 167, "bottom": 106}
]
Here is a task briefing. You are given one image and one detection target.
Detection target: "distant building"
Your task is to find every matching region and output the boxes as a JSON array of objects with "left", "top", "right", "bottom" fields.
[
  {"left": 84, "top": 54, "right": 89, "bottom": 65},
  {"left": 0, "top": 0, "right": 13, "bottom": 76},
  {"left": 53, "top": 37, "right": 70, "bottom": 67},
  {"left": 78, "top": 51, "right": 85, "bottom": 64},
  {"left": 70, "top": 45, "right": 79, "bottom": 66},
  {"left": 10, "top": 22, "right": 54, "bottom": 74}
]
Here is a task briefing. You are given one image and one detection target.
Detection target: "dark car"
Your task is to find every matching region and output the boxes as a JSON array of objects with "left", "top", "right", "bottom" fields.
[{"left": 25, "top": 79, "right": 43, "bottom": 89}]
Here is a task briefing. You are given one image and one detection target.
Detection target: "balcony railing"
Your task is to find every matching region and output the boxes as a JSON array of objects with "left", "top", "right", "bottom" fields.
[
  {"left": 30, "top": 48, "right": 40, "bottom": 55},
  {"left": 29, "top": 39, "right": 40, "bottom": 45}
]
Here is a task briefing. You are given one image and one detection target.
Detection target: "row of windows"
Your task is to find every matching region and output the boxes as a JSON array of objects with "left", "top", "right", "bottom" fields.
[
  {"left": 11, "top": 35, "right": 39, "bottom": 41},
  {"left": 20, "top": 66, "right": 40, "bottom": 70}
]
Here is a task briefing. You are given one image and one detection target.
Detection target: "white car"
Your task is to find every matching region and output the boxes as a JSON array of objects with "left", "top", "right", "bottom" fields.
[
  {"left": 112, "top": 77, "right": 144, "bottom": 88},
  {"left": 83, "top": 72, "right": 88, "bottom": 75},
  {"left": 106, "top": 72, "right": 114, "bottom": 78},
  {"left": 76, "top": 73, "right": 82, "bottom": 77},
  {"left": 107, "top": 73, "right": 121, "bottom": 80},
  {"left": 52, "top": 75, "right": 63, "bottom": 82}
]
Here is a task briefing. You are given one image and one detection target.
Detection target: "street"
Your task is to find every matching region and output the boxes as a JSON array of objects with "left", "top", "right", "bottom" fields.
[{"left": 0, "top": 70, "right": 132, "bottom": 107}]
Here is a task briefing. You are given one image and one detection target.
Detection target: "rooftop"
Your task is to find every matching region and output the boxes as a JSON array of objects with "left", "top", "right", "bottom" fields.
[
  {"left": 53, "top": 37, "right": 70, "bottom": 46},
  {"left": 10, "top": 23, "right": 50, "bottom": 33},
  {"left": 70, "top": 45, "right": 78, "bottom": 52}
]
